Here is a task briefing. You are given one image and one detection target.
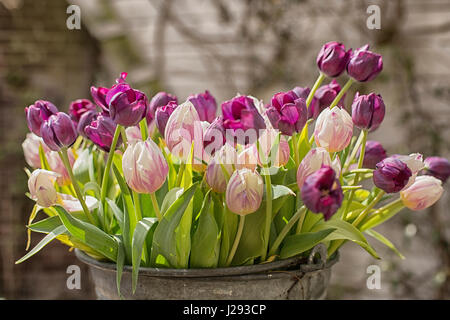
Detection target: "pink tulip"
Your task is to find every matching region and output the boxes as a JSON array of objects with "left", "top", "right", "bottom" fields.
[
  {"left": 226, "top": 168, "right": 264, "bottom": 216},
  {"left": 206, "top": 144, "right": 237, "bottom": 193},
  {"left": 314, "top": 106, "right": 353, "bottom": 153},
  {"left": 400, "top": 176, "right": 443, "bottom": 211},
  {"left": 297, "top": 147, "right": 341, "bottom": 188},
  {"left": 256, "top": 128, "right": 290, "bottom": 168},
  {"left": 28, "top": 169, "right": 60, "bottom": 207},
  {"left": 22, "top": 133, "right": 49, "bottom": 168}
]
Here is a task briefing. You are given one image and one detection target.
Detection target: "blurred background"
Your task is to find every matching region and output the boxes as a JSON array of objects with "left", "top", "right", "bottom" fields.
[{"left": 0, "top": 0, "right": 449, "bottom": 299}]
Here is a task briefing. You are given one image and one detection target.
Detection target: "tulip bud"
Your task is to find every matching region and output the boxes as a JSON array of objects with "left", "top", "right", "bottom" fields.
[
  {"left": 297, "top": 147, "right": 341, "bottom": 188},
  {"left": 187, "top": 90, "right": 217, "bottom": 123},
  {"left": 226, "top": 168, "right": 264, "bottom": 216},
  {"left": 125, "top": 126, "right": 142, "bottom": 144},
  {"left": 25, "top": 100, "right": 59, "bottom": 136},
  {"left": 22, "top": 133, "right": 49, "bottom": 168},
  {"left": 256, "top": 128, "right": 290, "bottom": 168},
  {"left": 309, "top": 80, "right": 345, "bottom": 119},
  {"left": 203, "top": 116, "right": 226, "bottom": 156},
  {"left": 28, "top": 169, "right": 60, "bottom": 207},
  {"left": 351, "top": 93, "right": 385, "bottom": 131},
  {"left": 236, "top": 146, "right": 258, "bottom": 171},
  {"left": 301, "top": 166, "right": 343, "bottom": 220},
  {"left": 41, "top": 112, "right": 78, "bottom": 151},
  {"left": 206, "top": 144, "right": 237, "bottom": 193},
  {"left": 314, "top": 106, "right": 353, "bottom": 152},
  {"left": 77, "top": 110, "right": 98, "bottom": 138},
  {"left": 90, "top": 86, "right": 109, "bottom": 113},
  {"left": 147, "top": 91, "right": 178, "bottom": 123},
  {"left": 155, "top": 101, "right": 178, "bottom": 138},
  {"left": 106, "top": 78, "right": 148, "bottom": 127},
  {"left": 373, "top": 157, "right": 412, "bottom": 193},
  {"left": 84, "top": 114, "right": 120, "bottom": 152},
  {"left": 266, "top": 91, "right": 307, "bottom": 136},
  {"left": 357, "top": 140, "right": 387, "bottom": 169},
  {"left": 316, "top": 41, "right": 352, "bottom": 78},
  {"left": 400, "top": 176, "right": 443, "bottom": 211},
  {"left": 347, "top": 44, "right": 383, "bottom": 82},
  {"left": 122, "top": 139, "right": 168, "bottom": 194},
  {"left": 424, "top": 156, "right": 450, "bottom": 183},
  {"left": 69, "top": 99, "right": 97, "bottom": 123},
  {"left": 391, "top": 153, "right": 424, "bottom": 188}
]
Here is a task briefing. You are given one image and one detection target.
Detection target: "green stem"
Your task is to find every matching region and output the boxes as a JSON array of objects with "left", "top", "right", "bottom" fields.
[
  {"left": 343, "top": 130, "right": 365, "bottom": 172},
  {"left": 100, "top": 125, "right": 121, "bottom": 203},
  {"left": 261, "top": 172, "right": 273, "bottom": 261},
  {"left": 329, "top": 78, "right": 353, "bottom": 109},
  {"left": 295, "top": 208, "right": 307, "bottom": 234},
  {"left": 176, "top": 162, "right": 186, "bottom": 188},
  {"left": 133, "top": 190, "right": 149, "bottom": 263},
  {"left": 150, "top": 192, "right": 162, "bottom": 221},
  {"left": 139, "top": 118, "right": 149, "bottom": 141},
  {"left": 120, "top": 126, "right": 128, "bottom": 148},
  {"left": 292, "top": 133, "right": 299, "bottom": 167},
  {"left": 306, "top": 72, "right": 326, "bottom": 108},
  {"left": 225, "top": 215, "right": 245, "bottom": 267},
  {"left": 352, "top": 190, "right": 385, "bottom": 227},
  {"left": 360, "top": 198, "right": 404, "bottom": 232},
  {"left": 269, "top": 206, "right": 306, "bottom": 256},
  {"left": 59, "top": 148, "right": 96, "bottom": 225}
]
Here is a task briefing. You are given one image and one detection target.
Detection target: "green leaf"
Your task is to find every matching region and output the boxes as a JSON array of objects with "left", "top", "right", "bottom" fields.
[
  {"left": 132, "top": 218, "right": 158, "bottom": 293},
  {"left": 365, "top": 229, "right": 405, "bottom": 259},
  {"left": 218, "top": 207, "right": 238, "bottom": 266},
  {"left": 280, "top": 228, "right": 336, "bottom": 259},
  {"left": 54, "top": 206, "right": 118, "bottom": 261},
  {"left": 73, "top": 148, "right": 91, "bottom": 185},
  {"left": 38, "top": 143, "right": 51, "bottom": 170},
  {"left": 150, "top": 183, "right": 198, "bottom": 268},
  {"left": 297, "top": 122, "right": 311, "bottom": 162},
  {"left": 28, "top": 216, "right": 63, "bottom": 233},
  {"left": 190, "top": 191, "right": 220, "bottom": 268},
  {"left": 160, "top": 187, "right": 183, "bottom": 215},
  {"left": 16, "top": 225, "right": 67, "bottom": 264},
  {"left": 360, "top": 200, "right": 405, "bottom": 232},
  {"left": 106, "top": 198, "right": 124, "bottom": 231},
  {"left": 312, "top": 219, "right": 380, "bottom": 259},
  {"left": 113, "top": 235, "right": 125, "bottom": 299}
]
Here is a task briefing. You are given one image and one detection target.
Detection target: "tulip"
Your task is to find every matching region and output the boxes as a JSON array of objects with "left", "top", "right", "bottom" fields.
[
  {"left": 187, "top": 90, "right": 217, "bottom": 123},
  {"left": 236, "top": 146, "right": 258, "bottom": 171},
  {"left": 297, "top": 147, "right": 341, "bottom": 188},
  {"left": 22, "top": 133, "right": 49, "bottom": 168},
  {"left": 165, "top": 101, "right": 203, "bottom": 161},
  {"left": 46, "top": 149, "right": 75, "bottom": 186},
  {"left": 222, "top": 95, "right": 266, "bottom": 144},
  {"left": 309, "top": 80, "right": 345, "bottom": 119},
  {"left": 314, "top": 106, "right": 353, "bottom": 153},
  {"left": 77, "top": 110, "right": 99, "bottom": 137},
  {"left": 226, "top": 168, "right": 264, "bottom": 216},
  {"left": 357, "top": 140, "right": 387, "bottom": 169},
  {"left": 391, "top": 153, "right": 424, "bottom": 188},
  {"left": 147, "top": 91, "right": 178, "bottom": 123},
  {"left": 347, "top": 44, "right": 383, "bottom": 82},
  {"left": 256, "top": 128, "right": 290, "bottom": 168},
  {"left": 125, "top": 126, "right": 142, "bottom": 144},
  {"left": 84, "top": 114, "right": 120, "bottom": 152},
  {"left": 266, "top": 91, "right": 307, "bottom": 136},
  {"left": 90, "top": 86, "right": 109, "bottom": 113},
  {"left": 25, "top": 100, "right": 59, "bottom": 136},
  {"left": 203, "top": 116, "right": 226, "bottom": 156},
  {"left": 28, "top": 169, "right": 60, "bottom": 207},
  {"left": 301, "top": 166, "right": 343, "bottom": 220},
  {"left": 351, "top": 93, "right": 385, "bottom": 131},
  {"left": 105, "top": 77, "right": 148, "bottom": 127},
  {"left": 69, "top": 99, "right": 97, "bottom": 123},
  {"left": 122, "top": 139, "right": 168, "bottom": 194},
  {"left": 424, "top": 156, "right": 450, "bottom": 183},
  {"left": 316, "top": 41, "right": 352, "bottom": 78},
  {"left": 206, "top": 144, "right": 237, "bottom": 193},
  {"left": 155, "top": 101, "right": 178, "bottom": 138},
  {"left": 41, "top": 112, "right": 78, "bottom": 151},
  {"left": 373, "top": 157, "right": 412, "bottom": 193},
  {"left": 400, "top": 176, "right": 444, "bottom": 211}
]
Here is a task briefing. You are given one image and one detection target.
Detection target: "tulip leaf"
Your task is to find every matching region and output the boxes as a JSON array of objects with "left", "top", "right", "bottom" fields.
[
  {"left": 38, "top": 143, "right": 51, "bottom": 171},
  {"left": 365, "top": 229, "right": 405, "bottom": 259},
  {"left": 132, "top": 217, "right": 158, "bottom": 293},
  {"left": 28, "top": 215, "right": 63, "bottom": 234},
  {"left": 300, "top": 210, "right": 323, "bottom": 233},
  {"left": 280, "top": 228, "right": 336, "bottom": 259},
  {"left": 191, "top": 191, "right": 220, "bottom": 268},
  {"left": 360, "top": 200, "right": 405, "bottom": 232},
  {"left": 218, "top": 206, "right": 239, "bottom": 266},
  {"left": 113, "top": 235, "right": 125, "bottom": 299},
  {"left": 16, "top": 225, "right": 67, "bottom": 264},
  {"left": 312, "top": 219, "right": 380, "bottom": 259},
  {"left": 54, "top": 205, "right": 118, "bottom": 261},
  {"left": 297, "top": 122, "right": 311, "bottom": 162},
  {"left": 73, "top": 148, "right": 91, "bottom": 185},
  {"left": 150, "top": 183, "right": 198, "bottom": 268},
  {"left": 160, "top": 187, "right": 183, "bottom": 215}
]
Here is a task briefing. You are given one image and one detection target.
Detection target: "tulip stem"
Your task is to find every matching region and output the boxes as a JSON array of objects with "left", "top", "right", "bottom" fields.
[
  {"left": 225, "top": 215, "right": 245, "bottom": 267},
  {"left": 176, "top": 162, "right": 186, "bottom": 188},
  {"left": 295, "top": 208, "right": 308, "bottom": 234},
  {"left": 343, "top": 130, "right": 365, "bottom": 172},
  {"left": 292, "top": 133, "right": 299, "bottom": 167},
  {"left": 352, "top": 190, "right": 385, "bottom": 227},
  {"left": 306, "top": 72, "right": 326, "bottom": 108},
  {"left": 329, "top": 78, "right": 353, "bottom": 109},
  {"left": 139, "top": 118, "right": 149, "bottom": 141},
  {"left": 261, "top": 172, "right": 273, "bottom": 262},
  {"left": 150, "top": 192, "right": 162, "bottom": 221},
  {"left": 269, "top": 206, "right": 306, "bottom": 257},
  {"left": 120, "top": 126, "right": 128, "bottom": 149},
  {"left": 59, "top": 148, "right": 96, "bottom": 226}
]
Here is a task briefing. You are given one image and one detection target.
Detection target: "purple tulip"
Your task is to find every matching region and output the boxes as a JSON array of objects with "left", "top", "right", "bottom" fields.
[
  {"left": 309, "top": 80, "right": 345, "bottom": 119},
  {"left": 301, "top": 166, "right": 343, "bottom": 221},
  {"left": 155, "top": 101, "right": 178, "bottom": 138},
  {"left": 41, "top": 112, "right": 78, "bottom": 151},
  {"left": 316, "top": 41, "right": 352, "bottom": 78},
  {"left": 357, "top": 140, "right": 387, "bottom": 169},
  {"left": 85, "top": 114, "right": 120, "bottom": 152},
  {"left": 147, "top": 91, "right": 178, "bottom": 123},
  {"left": 203, "top": 116, "right": 226, "bottom": 156},
  {"left": 347, "top": 44, "right": 383, "bottom": 82},
  {"left": 373, "top": 157, "right": 412, "bottom": 193},
  {"left": 222, "top": 95, "right": 266, "bottom": 143},
  {"left": 69, "top": 99, "right": 97, "bottom": 123},
  {"left": 424, "top": 157, "right": 450, "bottom": 183},
  {"left": 106, "top": 78, "right": 148, "bottom": 127},
  {"left": 25, "top": 100, "right": 59, "bottom": 136},
  {"left": 77, "top": 110, "right": 99, "bottom": 137},
  {"left": 266, "top": 91, "right": 307, "bottom": 136},
  {"left": 90, "top": 86, "right": 109, "bottom": 113},
  {"left": 187, "top": 90, "right": 217, "bottom": 123},
  {"left": 351, "top": 92, "right": 385, "bottom": 131}
]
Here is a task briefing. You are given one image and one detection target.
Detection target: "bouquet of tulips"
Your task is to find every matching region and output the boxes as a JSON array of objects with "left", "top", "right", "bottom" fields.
[{"left": 19, "top": 42, "right": 449, "bottom": 294}]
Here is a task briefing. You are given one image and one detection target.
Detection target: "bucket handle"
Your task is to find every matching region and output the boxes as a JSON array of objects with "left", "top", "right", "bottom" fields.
[{"left": 299, "top": 243, "right": 327, "bottom": 273}]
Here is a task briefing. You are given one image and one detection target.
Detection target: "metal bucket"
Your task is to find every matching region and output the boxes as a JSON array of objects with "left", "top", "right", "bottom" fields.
[{"left": 76, "top": 244, "right": 338, "bottom": 300}]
